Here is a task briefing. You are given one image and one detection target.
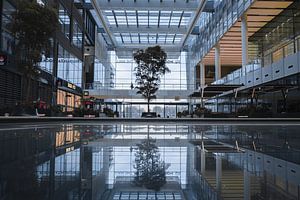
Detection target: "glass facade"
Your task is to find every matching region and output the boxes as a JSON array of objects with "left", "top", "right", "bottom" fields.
[
  {"left": 58, "top": 3, "right": 70, "bottom": 39},
  {"left": 94, "top": 58, "right": 106, "bottom": 88},
  {"left": 110, "top": 51, "right": 187, "bottom": 90},
  {"left": 39, "top": 40, "right": 54, "bottom": 74},
  {"left": 57, "top": 45, "right": 83, "bottom": 87},
  {"left": 1, "top": 0, "right": 15, "bottom": 54},
  {"left": 72, "top": 20, "right": 83, "bottom": 49}
]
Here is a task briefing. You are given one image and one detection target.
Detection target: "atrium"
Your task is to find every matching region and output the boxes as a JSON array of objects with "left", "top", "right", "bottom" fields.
[
  {"left": 0, "top": 0, "right": 300, "bottom": 200},
  {"left": 0, "top": 0, "right": 299, "bottom": 117}
]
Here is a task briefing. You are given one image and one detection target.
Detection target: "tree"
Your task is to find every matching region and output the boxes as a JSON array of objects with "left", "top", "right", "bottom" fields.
[
  {"left": 133, "top": 46, "right": 170, "bottom": 112},
  {"left": 10, "top": 0, "right": 58, "bottom": 103},
  {"left": 134, "top": 138, "right": 169, "bottom": 191}
]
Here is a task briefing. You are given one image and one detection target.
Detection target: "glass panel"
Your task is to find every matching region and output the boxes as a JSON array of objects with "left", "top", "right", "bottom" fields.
[
  {"left": 58, "top": 3, "right": 70, "bottom": 39},
  {"left": 272, "top": 48, "right": 283, "bottom": 63},
  {"left": 284, "top": 42, "right": 294, "bottom": 57}
]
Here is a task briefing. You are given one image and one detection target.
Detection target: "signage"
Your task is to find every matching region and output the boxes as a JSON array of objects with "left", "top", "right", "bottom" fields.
[
  {"left": 67, "top": 82, "right": 76, "bottom": 90},
  {"left": 83, "top": 91, "right": 89, "bottom": 96},
  {"left": 0, "top": 55, "right": 7, "bottom": 66}
]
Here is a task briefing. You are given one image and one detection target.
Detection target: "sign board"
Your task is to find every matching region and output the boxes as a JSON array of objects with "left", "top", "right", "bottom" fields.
[
  {"left": 67, "top": 82, "right": 76, "bottom": 90},
  {"left": 0, "top": 55, "right": 7, "bottom": 66}
]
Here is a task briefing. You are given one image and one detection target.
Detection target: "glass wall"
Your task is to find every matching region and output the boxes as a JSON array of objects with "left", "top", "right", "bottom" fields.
[
  {"left": 93, "top": 58, "right": 106, "bottom": 88},
  {"left": 39, "top": 40, "right": 54, "bottom": 74},
  {"left": 72, "top": 20, "right": 83, "bottom": 49},
  {"left": 1, "top": 0, "right": 15, "bottom": 54},
  {"left": 110, "top": 51, "right": 187, "bottom": 90},
  {"left": 58, "top": 3, "right": 70, "bottom": 39},
  {"left": 57, "top": 45, "right": 83, "bottom": 87}
]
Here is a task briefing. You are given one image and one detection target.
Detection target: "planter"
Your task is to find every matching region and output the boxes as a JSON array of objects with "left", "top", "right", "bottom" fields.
[{"left": 141, "top": 112, "right": 157, "bottom": 118}]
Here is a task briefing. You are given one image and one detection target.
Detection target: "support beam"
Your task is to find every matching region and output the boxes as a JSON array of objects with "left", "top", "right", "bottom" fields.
[
  {"left": 200, "top": 62, "right": 206, "bottom": 87},
  {"left": 214, "top": 43, "right": 221, "bottom": 80},
  {"left": 109, "top": 25, "right": 187, "bottom": 34},
  {"left": 241, "top": 13, "right": 248, "bottom": 74},
  {"left": 244, "top": 168, "right": 251, "bottom": 200},
  {"left": 97, "top": 1, "right": 199, "bottom": 11},
  {"left": 181, "top": 0, "right": 207, "bottom": 48},
  {"left": 216, "top": 153, "right": 222, "bottom": 195},
  {"left": 201, "top": 142, "right": 206, "bottom": 174},
  {"left": 91, "top": 0, "right": 116, "bottom": 47}
]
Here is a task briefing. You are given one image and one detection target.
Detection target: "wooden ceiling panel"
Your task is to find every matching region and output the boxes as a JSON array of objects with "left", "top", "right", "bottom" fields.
[
  {"left": 247, "top": 8, "right": 283, "bottom": 16},
  {"left": 201, "top": 0, "right": 292, "bottom": 66},
  {"left": 251, "top": 1, "right": 292, "bottom": 9}
]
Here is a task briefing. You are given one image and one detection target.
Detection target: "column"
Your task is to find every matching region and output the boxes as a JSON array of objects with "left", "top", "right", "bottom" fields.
[
  {"left": 216, "top": 153, "right": 222, "bottom": 194},
  {"left": 243, "top": 168, "right": 251, "bottom": 200},
  {"left": 200, "top": 148, "right": 206, "bottom": 174},
  {"left": 200, "top": 62, "right": 206, "bottom": 87},
  {"left": 214, "top": 43, "right": 221, "bottom": 81},
  {"left": 241, "top": 13, "right": 248, "bottom": 74}
]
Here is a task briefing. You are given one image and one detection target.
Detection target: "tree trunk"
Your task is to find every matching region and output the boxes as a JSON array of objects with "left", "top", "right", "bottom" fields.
[{"left": 147, "top": 98, "right": 150, "bottom": 112}]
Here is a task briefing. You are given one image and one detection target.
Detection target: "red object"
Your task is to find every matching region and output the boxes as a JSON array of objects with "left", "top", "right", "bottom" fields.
[{"left": 83, "top": 101, "right": 93, "bottom": 105}]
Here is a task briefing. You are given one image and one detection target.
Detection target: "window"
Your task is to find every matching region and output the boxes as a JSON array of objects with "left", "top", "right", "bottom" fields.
[
  {"left": 72, "top": 21, "right": 83, "bottom": 49},
  {"left": 58, "top": 3, "right": 70, "bottom": 39},
  {"left": 1, "top": 0, "right": 15, "bottom": 54},
  {"left": 263, "top": 54, "right": 272, "bottom": 67},
  {"left": 284, "top": 42, "right": 294, "bottom": 57},
  {"left": 272, "top": 48, "right": 283, "bottom": 63},
  {"left": 57, "top": 45, "right": 83, "bottom": 87},
  {"left": 39, "top": 39, "right": 54, "bottom": 74},
  {"left": 94, "top": 58, "right": 105, "bottom": 88}
]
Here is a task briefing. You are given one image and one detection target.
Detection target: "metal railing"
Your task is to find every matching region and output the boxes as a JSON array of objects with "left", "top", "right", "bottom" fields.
[{"left": 84, "top": 82, "right": 196, "bottom": 91}]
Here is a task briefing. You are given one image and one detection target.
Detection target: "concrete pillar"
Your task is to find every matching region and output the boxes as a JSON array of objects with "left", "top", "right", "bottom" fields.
[
  {"left": 201, "top": 149, "right": 206, "bottom": 174},
  {"left": 241, "top": 13, "right": 248, "bottom": 76},
  {"left": 243, "top": 168, "right": 251, "bottom": 200},
  {"left": 216, "top": 153, "right": 222, "bottom": 194},
  {"left": 200, "top": 62, "right": 206, "bottom": 87},
  {"left": 214, "top": 43, "right": 221, "bottom": 80}
]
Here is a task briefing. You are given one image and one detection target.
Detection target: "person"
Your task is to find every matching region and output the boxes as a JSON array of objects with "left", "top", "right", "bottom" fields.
[{"left": 130, "top": 83, "right": 134, "bottom": 90}]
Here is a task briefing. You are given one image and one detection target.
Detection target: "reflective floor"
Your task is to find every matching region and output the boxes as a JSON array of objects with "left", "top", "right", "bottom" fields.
[{"left": 0, "top": 123, "right": 300, "bottom": 200}]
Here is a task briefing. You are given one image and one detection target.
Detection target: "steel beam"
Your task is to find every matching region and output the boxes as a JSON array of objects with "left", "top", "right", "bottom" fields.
[
  {"left": 181, "top": 0, "right": 207, "bottom": 48},
  {"left": 96, "top": 0, "right": 198, "bottom": 11},
  {"left": 109, "top": 25, "right": 187, "bottom": 34},
  {"left": 91, "top": 0, "right": 117, "bottom": 47}
]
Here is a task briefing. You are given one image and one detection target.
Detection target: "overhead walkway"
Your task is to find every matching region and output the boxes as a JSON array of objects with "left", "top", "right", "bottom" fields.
[{"left": 84, "top": 88, "right": 193, "bottom": 99}]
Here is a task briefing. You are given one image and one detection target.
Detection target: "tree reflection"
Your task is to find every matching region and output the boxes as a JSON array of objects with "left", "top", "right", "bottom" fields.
[{"left": 133, "top": 138, "right": 169, "bottom": 191}]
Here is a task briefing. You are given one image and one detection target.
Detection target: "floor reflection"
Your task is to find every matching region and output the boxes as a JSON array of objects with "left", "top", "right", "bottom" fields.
[{"left": 0, "top": 123, "right": 299, "bottom": 200}]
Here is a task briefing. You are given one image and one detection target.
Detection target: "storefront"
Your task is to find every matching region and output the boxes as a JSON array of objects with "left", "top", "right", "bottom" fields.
[{"left": 57, "top": 78, "right": 82, "bottom": 112}]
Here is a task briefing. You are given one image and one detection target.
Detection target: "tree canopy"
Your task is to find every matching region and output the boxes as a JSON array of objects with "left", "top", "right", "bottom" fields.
[
  {"left": 10, "top": 0, "right": 58, "bottom": 101},
  {"left": 133, "top": 46, "right": 170, "bottom": 112}
]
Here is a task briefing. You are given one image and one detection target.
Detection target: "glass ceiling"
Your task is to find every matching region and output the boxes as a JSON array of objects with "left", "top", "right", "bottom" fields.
[{"left": 93, "top": 0, "right": 200, "bottom": 48}]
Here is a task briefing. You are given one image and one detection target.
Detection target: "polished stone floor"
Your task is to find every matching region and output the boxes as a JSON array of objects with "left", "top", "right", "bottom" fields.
[{"left": 0, "top": 122, "right": 299, "bottom": 200}]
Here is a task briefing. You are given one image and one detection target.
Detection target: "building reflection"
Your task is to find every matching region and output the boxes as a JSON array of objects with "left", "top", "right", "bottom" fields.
[{"left": 0, "top": 124, "right": 300, "bottom": 200}]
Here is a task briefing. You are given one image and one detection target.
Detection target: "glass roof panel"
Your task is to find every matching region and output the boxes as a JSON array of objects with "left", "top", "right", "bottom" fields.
[{"left": 101, "top": 1, "right": 197, "bottom": 46}]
